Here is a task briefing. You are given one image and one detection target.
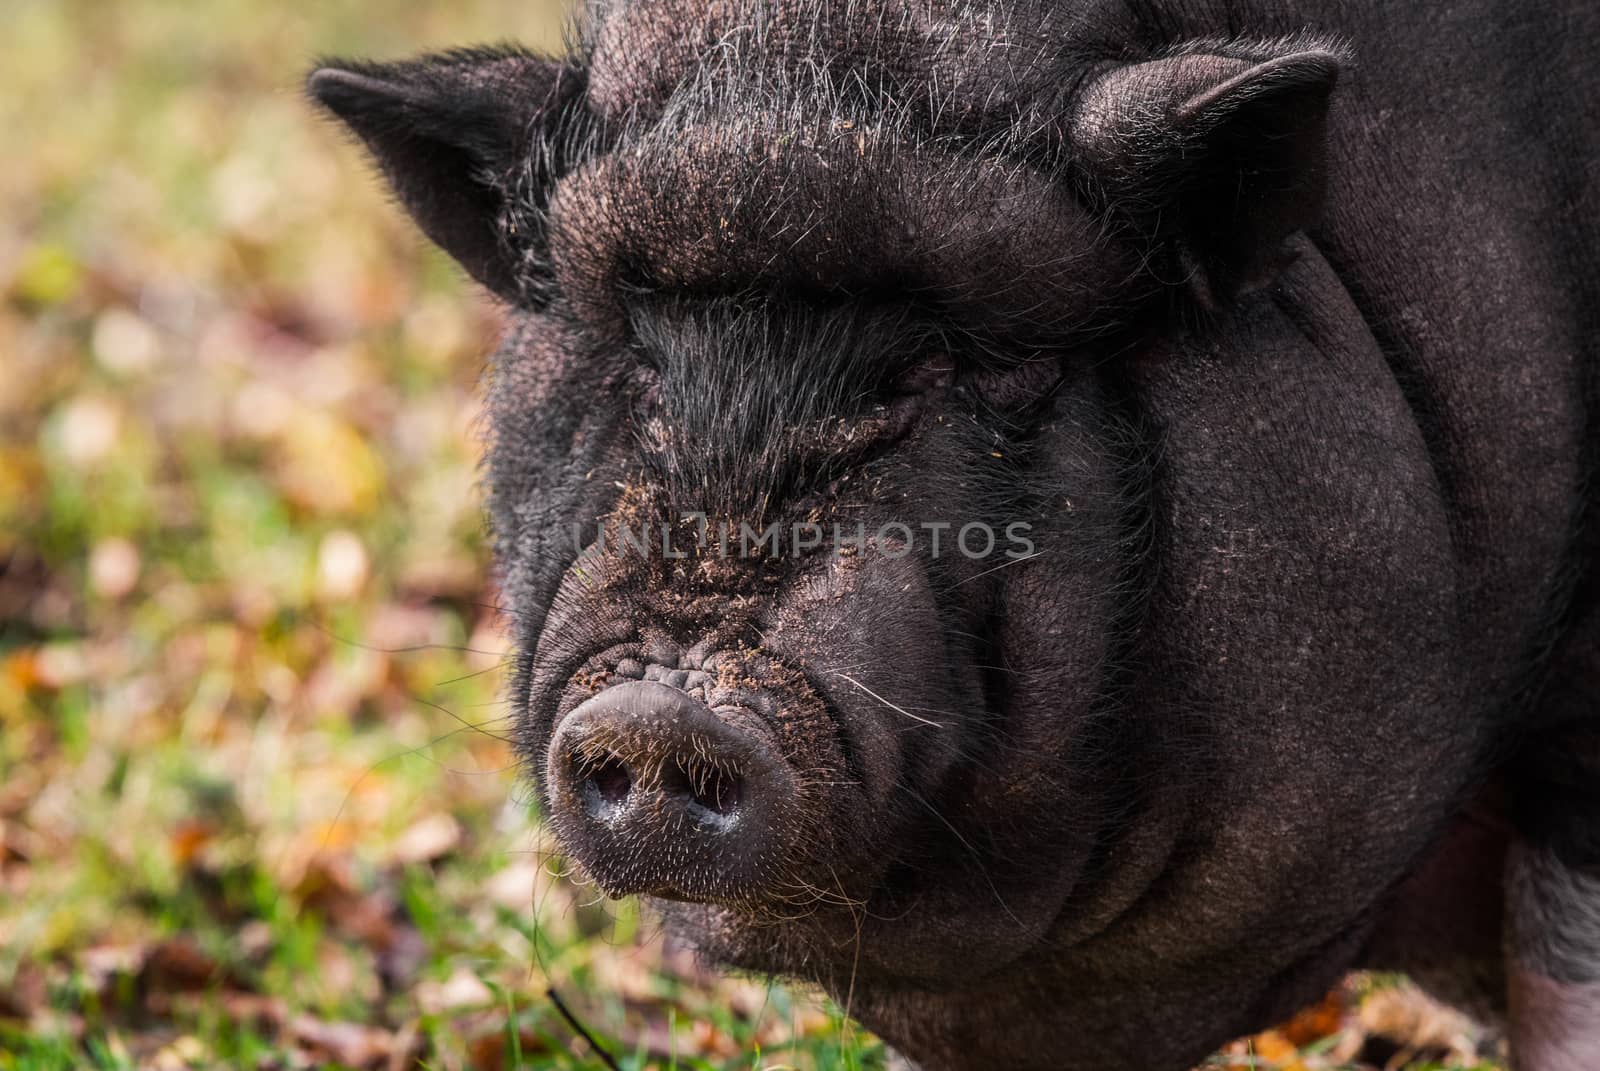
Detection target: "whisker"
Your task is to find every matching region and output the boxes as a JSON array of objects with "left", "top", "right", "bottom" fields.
[
  {"left": 306, "top": 617, "right": 509, "bottom": 658},
  {"left": 955, "top": 549, "right": 1043, "bottom": 585},
  {"left": 430, "top": 659, "right": 514, "bottom": 686},
  {"left": 830, "top": 672, "right": 946, "bottom": 728}
]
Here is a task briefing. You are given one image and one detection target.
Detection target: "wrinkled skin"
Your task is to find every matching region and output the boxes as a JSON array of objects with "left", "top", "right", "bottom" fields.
[{"left": 309, "top": 1, "right": 1600, "bottom": 1068}]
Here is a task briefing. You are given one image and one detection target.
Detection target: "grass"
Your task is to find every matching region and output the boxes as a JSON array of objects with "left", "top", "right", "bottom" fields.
[{"left": 0, "top": 0, "right": 1506, "bottom": 1068}]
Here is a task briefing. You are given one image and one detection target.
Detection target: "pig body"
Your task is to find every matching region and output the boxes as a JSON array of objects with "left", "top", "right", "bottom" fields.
[{"left": 311, "top": 2, "right": 1600, "bottom": 1067}]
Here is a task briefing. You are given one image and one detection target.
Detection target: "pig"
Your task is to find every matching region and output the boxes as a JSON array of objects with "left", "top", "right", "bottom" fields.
[{"left": 308, "top": 1, "right": 1600, "bottom": 1067}]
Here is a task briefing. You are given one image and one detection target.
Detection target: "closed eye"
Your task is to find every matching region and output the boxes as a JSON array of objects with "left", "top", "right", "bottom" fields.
[{"left": 883, "top": 354, "right": 957, "bottom": 399}]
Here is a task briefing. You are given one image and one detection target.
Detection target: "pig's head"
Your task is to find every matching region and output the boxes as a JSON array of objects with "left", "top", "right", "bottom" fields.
[{"left": 312, "top": 3, "right": 1427, "bottom": 997}]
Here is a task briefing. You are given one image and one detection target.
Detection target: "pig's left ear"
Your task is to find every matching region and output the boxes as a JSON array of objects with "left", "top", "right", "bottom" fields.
[
  {"left": 1070, "top": 45, "right": 1343, "bottom": 306},
  {"left": 308, "top": 47, "right": 583, "bottom": 305}
]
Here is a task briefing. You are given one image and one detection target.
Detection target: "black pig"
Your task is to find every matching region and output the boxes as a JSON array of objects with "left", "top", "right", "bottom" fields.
[{"left": 309, "top": 1, "right": 1599, "bottom": 1067}]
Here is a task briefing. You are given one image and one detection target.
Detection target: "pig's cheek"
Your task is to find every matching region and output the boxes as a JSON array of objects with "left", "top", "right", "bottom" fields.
[{"left": 771, "top": 552, "right": 946, "bottom": 813}]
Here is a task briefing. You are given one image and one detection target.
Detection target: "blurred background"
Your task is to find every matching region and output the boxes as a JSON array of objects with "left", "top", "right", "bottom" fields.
[
  {"left": 0, "top": 1, "right": 1505, "bottom": 1069},
  {"left": 1, "top": 1, "right": 874, "bottom": 1067}
]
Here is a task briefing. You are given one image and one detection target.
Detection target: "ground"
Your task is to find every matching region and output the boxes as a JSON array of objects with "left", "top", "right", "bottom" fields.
[{"left": 0, "top": 1, "right": 1511, "bottom": 1068}]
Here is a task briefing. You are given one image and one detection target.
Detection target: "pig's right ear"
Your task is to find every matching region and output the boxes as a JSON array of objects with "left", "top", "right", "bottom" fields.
[
  {"left": 1069, "top": 45, "right": 1343, "bottom": 307},
  {"left": 308, "top": 47, "right": 583, "bottom": 305}
]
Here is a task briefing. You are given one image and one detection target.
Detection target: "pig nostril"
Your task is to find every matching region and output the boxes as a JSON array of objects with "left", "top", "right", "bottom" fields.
[
  {"left": 668, "top": 757, "right": 743, "bottom": 824},
  {"left": 577, "top": 752, "right": 633, "bottom": 817},
  {"left": 696, "top": 768, "right": 743, "bottom": 815}
]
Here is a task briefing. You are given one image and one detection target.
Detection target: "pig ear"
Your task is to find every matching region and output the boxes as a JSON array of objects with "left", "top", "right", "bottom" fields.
[
  {"left": 1071, "top": 46, "right": 1342, "bottom": 305},
  {"left": 308, "top": 47, "right": 582, "bottom": 305}
]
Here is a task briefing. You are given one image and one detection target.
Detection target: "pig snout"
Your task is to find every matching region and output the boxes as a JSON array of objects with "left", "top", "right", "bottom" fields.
[{"left": 544, "top": 680, "right": 803, "bottom": 902}]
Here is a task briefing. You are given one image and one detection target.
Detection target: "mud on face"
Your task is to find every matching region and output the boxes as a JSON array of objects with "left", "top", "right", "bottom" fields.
[{"left": 514, "top": 320, "right": 1024, "bottom": 923}]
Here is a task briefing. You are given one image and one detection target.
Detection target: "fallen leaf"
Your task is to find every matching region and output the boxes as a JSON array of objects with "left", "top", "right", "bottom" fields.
[
  {"left": 465, "top": 1023, "right": 555, "bottom": 1071},
  {"left": 1278, "top": 986, "right": 1349, "bottom": 1047},
  {"left": 0, "top": 962, "right": 47, "bottom": 1018},
  {"left": 317, "top": 529, "right": 370, "bottom": 601},
  {"left": 291, "top": 1013, "right": 395, "bottom": 1068},
  {"left": 138, "top": 936, "right": 226, "bottom": 995},
  {"left": 149, "top": 1034, "right": 209, "bottom": 1071},
  {"left": 88, "top": 537, "right": 142, "bottom": 599},
  {"left": 416, "top": 967, "right": 493, "bottom": 1014},
  {"left": 273, "top": 408, "right": 384, "bottom": 516},
  {"left": 1359, "top": 980, "right": 1484, "bottom": 1066},
  {"left": 169, "top": 820, "right": 216, "bottom": 866},
  {"left": 485, "top": 861, "right": 540, "bottom": 911},
  {"left": 55, "top": 396, "right": 121, "bottom": 468},
  {"left": 389, "top": 812, "right": 461, "bottom": 865}
]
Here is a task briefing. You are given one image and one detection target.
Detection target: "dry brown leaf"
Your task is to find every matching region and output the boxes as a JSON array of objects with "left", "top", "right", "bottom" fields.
[
  {"left": 389, "top": 812, "right": 461, "bottom": 865},
  {"left": 416, "top": 967, "right": 494, "bottom": 1015},
  {"left": 138, "top": 936, "right": 227, "bottom": 996},
  {"left": 0, "top": 961, "right": 47, "bottom": 1018},
  {"left": 291, "top": 1013, "right": 395, "bottom": 1068},
  {"left": 1359, "top": 981, "right": 1484, "bottom": 1067},
  {"left": 169, "top": 819, "right": 216, "bottom": 866},
  {"left": 484, "top": 860, "right": 541, "bottom": 911},
  {"left": 688, "top": 1017, "right": 741, "bottom": 1059},
  {"left": 1278, "top": 985, "right": 1350, "bottom": 1047},
  {"left": 149, "top": 1034, "right": 209, "bottom": 1070},
  {"left": 465, "top": 1023, "right": 555, "bottom": 1071}
]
